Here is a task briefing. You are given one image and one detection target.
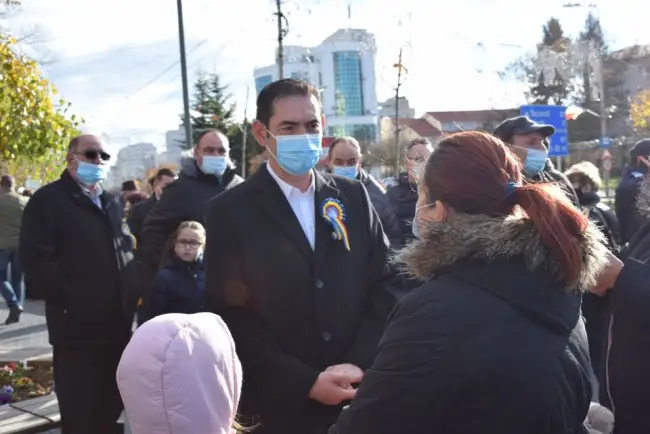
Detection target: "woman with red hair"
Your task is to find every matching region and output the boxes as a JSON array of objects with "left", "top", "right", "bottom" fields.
[{"left": 330, "top": 131, "right": 608, "bottom": 434}]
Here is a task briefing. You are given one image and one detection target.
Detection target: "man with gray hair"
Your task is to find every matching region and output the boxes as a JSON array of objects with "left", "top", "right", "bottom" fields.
[{"left": 139, "top": 129, "right": 243, "bottom": 323}]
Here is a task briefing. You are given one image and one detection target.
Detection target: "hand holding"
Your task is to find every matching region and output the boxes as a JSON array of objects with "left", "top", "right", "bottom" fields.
[
  {"left": 308, "top": 369, "right": 362, "bottom": 406},
  {"left": 591, "top": 249, "right": 623, "bottom": 296}
]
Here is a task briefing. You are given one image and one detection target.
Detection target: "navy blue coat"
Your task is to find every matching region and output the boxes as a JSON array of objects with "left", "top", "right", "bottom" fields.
[{"left": 150, "top": 255, "right": 205, "bottom": 317}]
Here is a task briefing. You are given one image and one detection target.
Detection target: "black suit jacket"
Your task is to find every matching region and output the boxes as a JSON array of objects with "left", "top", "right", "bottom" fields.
[
  {"left": 205, "top": 164, "right": 396, "bottom": 434},
  {"left": 127, "top": 195, "right": 156, "bottom": 245}
]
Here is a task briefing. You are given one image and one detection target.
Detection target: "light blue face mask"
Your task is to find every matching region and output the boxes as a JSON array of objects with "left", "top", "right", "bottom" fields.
[
  {"left": 332, "top": 165, "right": 359, "bottom": 179},
  {"left": 201, "top": 155, "right": 227, "bottom": 176},
  {"left": 76, "top": 160, "right": 108, "bottom": 185},
  {"left": 273, "top": 133, "right": 323, "bottom": 176},
  {"left": 522, "top": 148, "right": 548, "bottom": 177}
]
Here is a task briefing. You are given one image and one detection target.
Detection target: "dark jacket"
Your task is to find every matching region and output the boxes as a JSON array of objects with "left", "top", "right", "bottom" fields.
[
  {"left": 19, "top": 171, "right": 135, "bottom": 348},
  {"left": 205, "top": 164, "right": 397, "bottom": 434},
  {"left": 386, "top": 172, "right": 418, "bottom": 248},
  {"left": 358, "top": 169, "right": 401, "bottom": 249},
  {"left": 330, "top": 212, "right": 606, "bottom": 434},
  {"left": 601, "top": 221, "right": 650, "bottom": 434},
  {"left": 615, "top": 165, "right": 645, "bottom": 244},
  {"left": 127, "top": 195, "right": 157, "bottom": 246},
  {"left": 579, "top": 191, "right": 620, "bottom": 252},
  {"left": 150, "top": 254, "right": 205, "bottom": 317},
  {"left": 531, "top": 160, "right": 580, "bottom": 207},
  {"left": 140, "top": 158, "right": 243, "bottom": 312}
]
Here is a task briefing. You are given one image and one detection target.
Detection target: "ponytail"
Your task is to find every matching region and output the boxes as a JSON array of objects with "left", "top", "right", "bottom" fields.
[{"left": 512, "top": 183, "right": 588, "bottom": 287}]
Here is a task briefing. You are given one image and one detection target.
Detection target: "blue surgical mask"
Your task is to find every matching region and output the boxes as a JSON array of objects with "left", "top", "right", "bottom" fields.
[
  {"left": 522, "top": 148, "right": 548, "bottom": 177},
  {"left": 272, "top": 133, "right": 323, "bottom": 176},
  {"left": 332, "top": 165, "right": 358, "bottom": 179},
  {"left": 76, "top": 160, "right": 108, "bottom": 185},
  {"left": 201, "top": 155, "right": 227, "bottom": 176}
]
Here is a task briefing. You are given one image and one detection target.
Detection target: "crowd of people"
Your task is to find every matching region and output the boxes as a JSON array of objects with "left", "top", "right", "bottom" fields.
[{"left": 1, "top": 77, "right": 650, "bottom": 433}]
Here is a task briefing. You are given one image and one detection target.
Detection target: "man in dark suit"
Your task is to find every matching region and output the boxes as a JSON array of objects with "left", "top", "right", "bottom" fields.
[
  {"left": 20, "top": 135, "right": 135, "bottom": 434},
  {"left": 127, "top": 167, "right": 176, "bottom": 245},
  {"left": 205, "top": 78, "right": 396, "bottom": 434}
]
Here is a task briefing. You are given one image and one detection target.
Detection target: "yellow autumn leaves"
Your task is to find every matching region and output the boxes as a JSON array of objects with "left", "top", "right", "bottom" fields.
[
  {"left": 0, "top": 32, "right": 82, "bottom": 183},
  {"left": 631, "top": 89, "right": 650, "bottom": 133}
]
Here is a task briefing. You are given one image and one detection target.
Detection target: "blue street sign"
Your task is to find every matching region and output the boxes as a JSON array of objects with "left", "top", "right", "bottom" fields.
[
  {"left": 520, "top": 105, "right": 568, "bottom": 157},
  {"left": 600, "top": 136, "right": 612, "bottom": 149}
]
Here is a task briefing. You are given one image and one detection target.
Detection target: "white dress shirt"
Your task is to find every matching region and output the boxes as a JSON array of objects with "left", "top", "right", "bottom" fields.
[{"left": 267, "top": 164, "right": 316, "bottom": 250}]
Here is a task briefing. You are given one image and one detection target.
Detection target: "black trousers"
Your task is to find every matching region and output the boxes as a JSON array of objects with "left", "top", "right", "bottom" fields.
[{"left": 53, "top": 345, "right": 126, "bottom": 434}]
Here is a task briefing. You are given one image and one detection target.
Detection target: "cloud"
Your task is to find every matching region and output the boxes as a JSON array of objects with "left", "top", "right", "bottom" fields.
[{"left": 2, "top": 0, "right": 648, "bottom": 157}]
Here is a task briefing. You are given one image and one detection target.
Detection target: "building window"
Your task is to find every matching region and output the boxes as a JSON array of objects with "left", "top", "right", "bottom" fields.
[
  {"left": 255, "top": 75, "right": 273, "bottom": 95},
  {"left": 327, "top": 124, "right": 377, "bottom": 143},
  {"left": 333, "top": 51, "right": 364, "bottom": 116}
]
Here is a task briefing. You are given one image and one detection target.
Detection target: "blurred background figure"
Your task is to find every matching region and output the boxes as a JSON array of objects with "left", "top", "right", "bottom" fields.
[
  {"left": 0, "top": 175, "right": 28, "bottom": 324},
  {"left": 327, "top": 136, "right": 401, "bottom": 248},
  {"left": 615, "top": 139, "right": 650, "bottom": 244},
  {"left": 386, "top": 138, "right": 433, "bottom": 249},
  {"left": 564, "top": 161, "right": 619, "bottom": 380}
]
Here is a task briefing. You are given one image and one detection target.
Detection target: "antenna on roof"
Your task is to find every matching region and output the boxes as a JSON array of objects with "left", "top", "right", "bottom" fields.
[{"left": 347, "top": 3, "right": 352, "bottom": 28}]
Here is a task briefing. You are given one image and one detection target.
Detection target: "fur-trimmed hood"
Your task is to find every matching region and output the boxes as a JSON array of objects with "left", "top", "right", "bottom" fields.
[{"left": 395, "top": 212, "right": 608, "bottom": 292}]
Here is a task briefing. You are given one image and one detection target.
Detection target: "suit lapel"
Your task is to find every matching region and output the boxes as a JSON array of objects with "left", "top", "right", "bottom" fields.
[
  {"left": 253, "top": 165, "right": 314, "bottom": 263},
  {"left": 314, "top": 171, "right": 342, "bottom": 266}
]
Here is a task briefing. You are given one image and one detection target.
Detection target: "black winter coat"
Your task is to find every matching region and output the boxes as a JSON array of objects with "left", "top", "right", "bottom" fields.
[
  {"left": 19, "top": 171, "right": 135, "bottom": 348},
  {"left": 358, "top": 170, "right": 401, "bottom": 249},
  {"left": 386, "top": 172, "right": 417, "bottom": 248},
  {"left": 615, "top": 166, "right": 645, "bottom": 244},
  {"left": 150, "top": 255, "right": 205, "bottom": 317},
  {"left": 331, "top": 212, "right": 606, "bottom": 434},
  {"left": 140, "top": 158, "right": 243, "bottom": 306},
  {"left": 127, "top": 195, "right": 156, "bottom": 246},
  {"left": 601, "top": 222, "right": 650, "bottom": 434}
]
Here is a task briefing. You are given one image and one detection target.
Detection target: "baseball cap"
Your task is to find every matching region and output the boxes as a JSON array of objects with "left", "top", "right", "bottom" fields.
[
  {"left": 493, "top": 116, "right": 556, "bottom": 143},
  {"left": 630, "top": 139, "right": 650, "bottom": 158}
]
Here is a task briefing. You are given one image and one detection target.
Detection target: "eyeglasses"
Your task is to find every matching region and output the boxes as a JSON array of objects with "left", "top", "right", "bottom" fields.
[
  {"left": 176, "top": 239, "right": 202, "bottom": 249},
  {"left": 74, "top": 150, "right": 111, "bottom": 161}
]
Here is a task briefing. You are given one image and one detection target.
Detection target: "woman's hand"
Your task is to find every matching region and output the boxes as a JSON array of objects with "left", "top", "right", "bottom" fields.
[{"left": 591, "top": 249, "right": 624, "bottom": 296}]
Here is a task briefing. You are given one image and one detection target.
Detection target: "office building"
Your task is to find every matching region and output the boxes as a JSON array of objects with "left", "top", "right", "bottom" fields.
[{"left": 253, "top": 29, "right": 379, "bottom": 143}]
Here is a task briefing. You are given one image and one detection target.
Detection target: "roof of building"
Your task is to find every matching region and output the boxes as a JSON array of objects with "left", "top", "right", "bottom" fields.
[
  {"left": 611, "top": 44, "right": 650, "bottom": 61},
  {"left": 397, "top": 118, "right": 442, "bottom": 137},
  {"left": 425, "top": 109, "right": 520, "bottom": 124}
]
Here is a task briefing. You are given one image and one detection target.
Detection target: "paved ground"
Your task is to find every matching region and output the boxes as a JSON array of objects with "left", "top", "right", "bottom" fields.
[
  {"left": 0, "top": 300, "right": 50, "bottom": 363},
  {"left": 0, "top": 300, "right": 132, "bottom": 433}
]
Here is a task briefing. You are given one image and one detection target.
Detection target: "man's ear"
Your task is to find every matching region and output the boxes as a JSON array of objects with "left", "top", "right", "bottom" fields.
[{"left": 252, "top": 120, "right": 267, "bottom": 148}]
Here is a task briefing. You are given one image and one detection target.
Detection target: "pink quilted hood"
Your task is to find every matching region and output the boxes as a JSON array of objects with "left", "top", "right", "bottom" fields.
[{"left": 116, "top": 313, "right": 242, "bottom": 434}]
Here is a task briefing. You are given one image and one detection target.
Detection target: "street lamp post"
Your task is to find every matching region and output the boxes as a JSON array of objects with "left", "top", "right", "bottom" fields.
[{"left": 177, "top": 0, "right": 193, "bottom": 149}]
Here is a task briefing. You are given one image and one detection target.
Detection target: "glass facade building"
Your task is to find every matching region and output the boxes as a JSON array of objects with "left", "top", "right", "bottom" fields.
[
  {"left": 333, "top": 51, "right": 364, "bottom": 116},
  {"left": 255, "top": 75, "right": 273, "bottom": 95}
]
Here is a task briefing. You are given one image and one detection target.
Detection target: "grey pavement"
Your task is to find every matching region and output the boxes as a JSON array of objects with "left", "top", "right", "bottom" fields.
[
  {"left": 0, "top": 299, "right": 51, "bottom": 363},
  {"left": 0, "top": 300, "right": 132, "bottom": 433}
]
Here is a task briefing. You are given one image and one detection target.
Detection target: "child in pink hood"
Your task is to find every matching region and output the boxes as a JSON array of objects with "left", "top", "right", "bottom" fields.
[{"left": 116, "top": 312, "right": 242, "bottom": 434}]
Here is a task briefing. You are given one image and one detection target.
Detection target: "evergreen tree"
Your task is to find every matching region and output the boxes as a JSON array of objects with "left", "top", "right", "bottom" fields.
[
  {"left": 180, "top": 73, "right": 236, "bottom": 149},
  {"left": 228, "top": 120, "right": 262, "bottom": 178},
  {"left": 180, "top": 73, "right": 262, "bottom": 177},
  {"left": 529, "top": 17, "right": 571, "bottom": 105}
]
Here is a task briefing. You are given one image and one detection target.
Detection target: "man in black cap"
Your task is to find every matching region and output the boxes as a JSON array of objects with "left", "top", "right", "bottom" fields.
[
  {"left": 615, "top": 138, "right": 650, "bottom": 243},
  {"left": 494, "top": 115, "right": 578, "bottom": 206},
  {"left": 117, "top": 180, "right": 138, "bottom": 220}
]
